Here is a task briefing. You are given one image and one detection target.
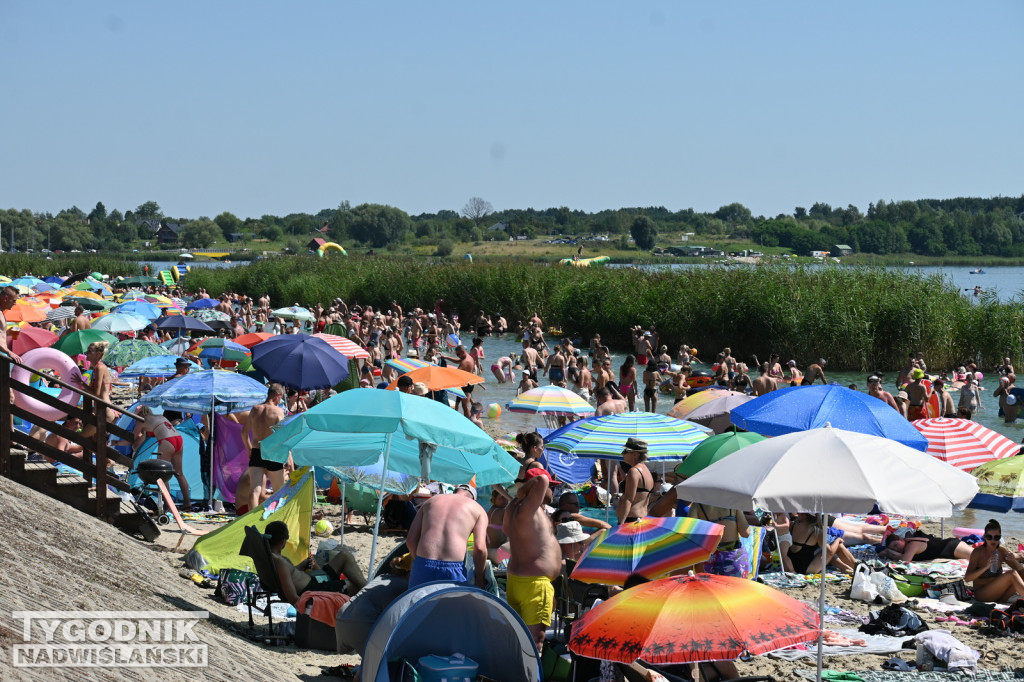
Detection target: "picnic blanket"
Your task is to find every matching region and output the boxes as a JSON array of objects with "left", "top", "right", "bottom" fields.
[{"left": 770, "top": 628, "right": 912, "bottom": 661}]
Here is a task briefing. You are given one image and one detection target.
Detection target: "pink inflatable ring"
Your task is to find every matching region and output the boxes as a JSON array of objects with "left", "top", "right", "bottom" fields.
[{"left": 12, "top": 348, "right": 85, "bottom": 421}]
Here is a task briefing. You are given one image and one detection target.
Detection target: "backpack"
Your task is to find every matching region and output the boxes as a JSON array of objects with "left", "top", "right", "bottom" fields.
[{"left": 215, "top": 568, "right": 261, "bottom": 606}]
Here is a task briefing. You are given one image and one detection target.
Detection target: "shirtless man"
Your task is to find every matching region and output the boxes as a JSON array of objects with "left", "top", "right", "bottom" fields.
[
  {"left": 406, "top": 483, "right": 488, "bottom": 590},
  {"left": 503, "top": 469, "right": 562, "bottom": 651},
  {"left": 933, "top": 378, "right": 957, "bottom": 418},
  {"left": 801, "top": 358, "right": 828, "bottom": 385},
  {"left": 68, "top": 305, "right": 92, "bottom": 333},
  {"left": 573, "top": 356, "right": 593, "bottom": 401},
  {"left": 593, "top": 358, "right": 614, "bottom": 391},
  {"left": 442, "top": 345, "right": 479, "bottom": 416},
  {"left": 786, "top": 359, "right": 803, "bottom": 386},
  {"left": 519, "top": 340, "right": 542, "bottom": 381},
  {"left": 595, "top": 386, "right": 628, "bottom": 416},
  {"left": 750, "top": 362, "right": 777, "bottom": 396},
  {"left": 866, "top": 375, "right": 899, "bottom": 410},
  {"left": 242, "top": 383, "right": 287, "bottom": 511}
]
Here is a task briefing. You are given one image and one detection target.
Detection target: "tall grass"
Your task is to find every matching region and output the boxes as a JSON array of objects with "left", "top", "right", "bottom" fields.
[
  {"left": 0, "top": 254, "right": 140, "bottom": 278},
  {"left": 183, "top": 257, "right": 1024, "bottom": 370}
]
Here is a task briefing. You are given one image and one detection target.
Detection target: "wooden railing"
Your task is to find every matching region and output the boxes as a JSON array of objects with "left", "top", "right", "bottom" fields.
[{"left": 0, "top": 354, "right": 142, "bottom": 518}]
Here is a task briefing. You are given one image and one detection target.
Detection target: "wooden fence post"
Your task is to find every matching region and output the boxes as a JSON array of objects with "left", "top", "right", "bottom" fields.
[
  {"left": 94, "top": 401, "right": 108, "bottom": 517},
  {"left": 0, "top": 357, "right": 10, "bottom": 479}
]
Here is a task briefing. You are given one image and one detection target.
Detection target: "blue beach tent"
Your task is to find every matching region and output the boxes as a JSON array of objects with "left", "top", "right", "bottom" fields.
[{"left": 126, "top": 419, "right": 207, "bottom": 503}]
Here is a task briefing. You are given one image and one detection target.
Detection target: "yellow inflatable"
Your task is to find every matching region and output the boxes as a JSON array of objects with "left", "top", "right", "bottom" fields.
[{"left": 317, "top": 242, "right": 347, "bottom": 257}]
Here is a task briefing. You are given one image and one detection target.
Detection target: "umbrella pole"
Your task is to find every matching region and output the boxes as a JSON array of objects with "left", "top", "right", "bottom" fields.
[
  {"left": 339, "top": 480, "right": 346, "bottom": 547},
  {"left": 208, "top": 395, "right": 216, "bottom": 509},
  {"left": 367, "top": 432, "right": 392, "bottom": 577},
  {"left": 816, "top": 512, "right": 827, "bottom": 682}
]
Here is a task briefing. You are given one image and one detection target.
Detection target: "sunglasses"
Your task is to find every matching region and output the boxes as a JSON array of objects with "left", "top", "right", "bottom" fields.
[{"left": 985, "top": 533, "right": 1001, "bottom": 541}]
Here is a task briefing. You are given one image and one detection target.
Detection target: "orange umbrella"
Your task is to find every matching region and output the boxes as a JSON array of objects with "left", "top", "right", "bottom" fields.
[
  {"left": 385, "top": 365, "right": 484, "bottom": 391},
  {"left": 233, "top": 332, "right": 274, "bottom": 348},
  {"left": 5, "top": 301, "right": 48, "bottom": 323}
]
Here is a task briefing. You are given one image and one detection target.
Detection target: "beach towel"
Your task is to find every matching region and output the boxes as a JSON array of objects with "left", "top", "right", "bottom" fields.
[
  {"left": 770, "top": 628, "right": 913, "bottom": 661},
  {"left": 295, "top": 591, "right": 350, "bottom": 627},
  {"left": 795, "top": 670, "right": 1018, "bottom": 682},
  {"left": 212, "top": 413, "right": 249, "bottom": 504}
]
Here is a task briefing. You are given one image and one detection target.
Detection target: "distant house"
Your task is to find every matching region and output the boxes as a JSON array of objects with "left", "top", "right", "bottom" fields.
[
  {"left": 137, "top": 219, "right": 162, "bottom": 234},
  {"left": 487, "top": 221, "right": 509, "bottom": 233},
  {"left": 834, "top": 244, "right": 853, "bottom": 257},
  {"left": 154, "top": 222, "right": 182, "bottom": 244},
  {"left": 307, "top": 238, "right": 327, "bottom": 251},
  {"left": 669, "top": 245, "right": 724, "bottom": 258},
  {"left": 226, "top": 232, "right": 254, "bottom": 243}
]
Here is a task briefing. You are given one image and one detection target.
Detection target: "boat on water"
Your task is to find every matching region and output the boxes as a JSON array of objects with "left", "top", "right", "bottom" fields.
[{"left": 969, "top": 268, "right": 985, "bottom": 274}]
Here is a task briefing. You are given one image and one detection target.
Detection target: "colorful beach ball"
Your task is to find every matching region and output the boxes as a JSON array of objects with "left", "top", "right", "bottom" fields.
[
  {"left": 486, "top": 403, "right": 502, "bottom": 419},
  {"left": 446, "top": 334, "right": 460, "bottom": 348},
  {"left": 314, "top": 519, "right": 334, "bottom": 537}
]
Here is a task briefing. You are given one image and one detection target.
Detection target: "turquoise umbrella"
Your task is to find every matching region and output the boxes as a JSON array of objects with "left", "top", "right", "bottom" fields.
[
  {"left": 261, "top": 387, "right": 519, "bottom": 572},
  {"left": 112, "top": 300, "right": 162, "bottom": 321}
]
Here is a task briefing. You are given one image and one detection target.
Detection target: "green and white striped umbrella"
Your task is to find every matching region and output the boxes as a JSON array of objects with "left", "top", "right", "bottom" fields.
[{"left": 544, "top": 412, "right": 711, "bottom": 463}]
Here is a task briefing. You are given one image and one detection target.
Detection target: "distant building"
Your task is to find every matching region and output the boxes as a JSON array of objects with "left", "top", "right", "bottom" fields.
[
  {"left": 487, "top": 221, "right": 509, "bottom": 233},
  {"left": 307, "top": 237, "right": 327, "bottom": 251},
  {"left": 834, "top": 244, "right": 853, "bottom": 256},
  {"left": 154, "top": 222, "right": 182, "bottom": 244}
]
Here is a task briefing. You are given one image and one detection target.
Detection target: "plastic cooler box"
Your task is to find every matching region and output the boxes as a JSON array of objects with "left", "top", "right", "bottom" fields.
[{"left": 417, "top": 653, "right": 479, "bottom": 682}]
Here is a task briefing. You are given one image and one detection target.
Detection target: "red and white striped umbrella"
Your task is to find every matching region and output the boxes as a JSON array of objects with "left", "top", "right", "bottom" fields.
[
  {"left": 311, "top": 333, "right": 370, "bottom": 360},
  {"left": 911, "top": 417, "right": 1019, "bottom": 472}
]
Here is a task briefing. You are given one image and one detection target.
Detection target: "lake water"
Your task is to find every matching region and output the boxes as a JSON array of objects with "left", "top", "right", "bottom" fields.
[{"left": 467, "top": 333, "right": 1024, "bottom": 538}]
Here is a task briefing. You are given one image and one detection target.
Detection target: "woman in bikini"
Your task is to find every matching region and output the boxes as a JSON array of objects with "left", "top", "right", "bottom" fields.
[
  {"left": 616, "top": 438, "right": 654, "bottom": 524},
  {"left": 965, "top": 518, "right": 1024, "bottom": 602},
  {"left": 134, "top": 404, "right": 191, "bottom": 512},
  {"left": 619, "top": 354, "right": 637, "bottom": 411},
  {"left": 513, "top": 432, "right": 547, "bottom": 482},
  {"left": 787, "top": 513, "right": 856, "bottom": 575}
]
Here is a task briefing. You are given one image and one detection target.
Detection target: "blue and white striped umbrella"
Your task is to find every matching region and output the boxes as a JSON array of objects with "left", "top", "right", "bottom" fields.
[
  {"left": 544, "top": 412, "right": 711, "bottom": 463},
  {"left": 138, "top": 369, "right": 267, "bottom": 414}
]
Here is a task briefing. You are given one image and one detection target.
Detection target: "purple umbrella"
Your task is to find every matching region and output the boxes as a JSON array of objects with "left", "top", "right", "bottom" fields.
[{"left": 251, "top": 333, "right": 350, "bottom": 390}]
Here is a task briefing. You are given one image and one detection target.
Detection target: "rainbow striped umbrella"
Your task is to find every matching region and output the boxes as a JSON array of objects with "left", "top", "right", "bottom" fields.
[
  {"left": 312, "top": 333, "right": 370, "bottom": 360},
  {"left": 568, "top": 573, "right": 820, "bottom": 664},
  {"left": 570, "top": 516, "right": 723, "bottom": 585},
  {"left": 911, "top": 417, "right": 1019, "bottom": 472},
  {"left": 668, "top": 388, "right": 744, "bottom": 420},
  {"left": 545, "top": 412, "right": 710, "bottom": 462},
  {"left": 507, "top": 385, "right": 595, "bottom": 417}
]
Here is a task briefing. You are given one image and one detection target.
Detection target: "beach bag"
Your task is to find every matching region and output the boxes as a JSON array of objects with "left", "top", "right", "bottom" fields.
[
  {"left": 937, "top": 578, "right": 971, "bottom": 603},
  {"left": 872, "top": 571, "right": 908, "bottom": 604},
  {"left": 861, "top": 604, "right": 928, "bottom": 637},
  {"left": 850, "top": 564, "right": 880, "bottom": 602},
  {"left": 216, "top": 568, "right": 261, "bottom": 606}
]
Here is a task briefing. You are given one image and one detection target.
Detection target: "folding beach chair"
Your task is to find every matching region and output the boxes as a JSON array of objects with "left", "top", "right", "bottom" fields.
[{"left": 239, "top": 525, "right": 289, "bottom": 634}]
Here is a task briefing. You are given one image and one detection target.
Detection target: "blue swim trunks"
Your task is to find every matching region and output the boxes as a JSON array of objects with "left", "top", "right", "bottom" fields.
[
  {"left": 826, "top": 527, "right": 845, "bottom": 542},
  {"left": 408, "top": 556, "right": 467, "bottom": 590}
]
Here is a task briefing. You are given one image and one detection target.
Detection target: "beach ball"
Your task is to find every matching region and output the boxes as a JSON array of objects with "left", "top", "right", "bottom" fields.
[
  {"left": 976, "top": 372, "right": 984, "bottom": 381},
  {"left": 446, "top": 334, "right": 460, "bottom": 348},
  {"left": 486, "top": 403, "right": 502, "bottom": 419},
  {"left": 314, "top": 519, "right": 334, "bottom": 537}
]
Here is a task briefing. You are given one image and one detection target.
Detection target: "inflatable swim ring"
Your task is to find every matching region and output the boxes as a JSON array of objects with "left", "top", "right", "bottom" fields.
[
  {"left": 12, "top": 348, "right": 85, "bottom": 421},
  {"left": 953, "top": 527, "right": 983, "bottom": 539},
  {"left": 316, "top": 242, "right": 347, "bottom": 257}
]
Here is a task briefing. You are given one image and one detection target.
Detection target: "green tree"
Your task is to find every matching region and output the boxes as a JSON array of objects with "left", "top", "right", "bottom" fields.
[
  {"left": 179, "top": 219, "right": 223, "bottom": 248},
  {"left": 630, "top": 216, "right": 658, "bottom": 250},
  {"left": 214, "top": 211, "right": 242, "bottom": 236},
  {"left": 135, "top": 201, "right": 163, "bottom": 219},
  {"left": 348, "top": 204, "right": 412, "bottom": 248}
]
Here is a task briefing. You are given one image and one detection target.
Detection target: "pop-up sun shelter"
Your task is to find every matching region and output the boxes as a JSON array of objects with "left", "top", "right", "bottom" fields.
[
  {"left": 361, "top": 583, "right": 542, "bottom": 682},
  {"left": 127, "top": 419, "right": 206, "bottom": 503},
  {"left": 184, "top": 467, "right": 314, "bottom": 572}
]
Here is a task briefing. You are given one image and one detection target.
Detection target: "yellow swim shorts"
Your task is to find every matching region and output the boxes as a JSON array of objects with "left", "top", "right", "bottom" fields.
[{"left": 505, "top": 572, "right": 554, "bottom": 627}]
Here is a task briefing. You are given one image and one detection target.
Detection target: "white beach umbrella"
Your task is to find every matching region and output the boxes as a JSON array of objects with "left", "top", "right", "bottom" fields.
[{"left": 674, "top": 423, "right": 978, "bottom": 681}]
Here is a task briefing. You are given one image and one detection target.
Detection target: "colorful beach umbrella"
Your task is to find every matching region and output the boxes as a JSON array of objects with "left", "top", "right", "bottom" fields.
[
  {"left": 674, "top": 431, "right": 766, "bottom": 478},
  {"left": 385, "top": 365, "right": 483, "bottom": 391},
  {"left": 197, "top": 338, "right": 251, "bottom": 363},
  {"left": 90, "top": 312, "right": 151, "bottom": 333},
  {"left": 729, "top": 385, "right": 929, "bottom": 451},
  {"left": 382, "top": 357, "right": 467, "bottom": 399},
  {"left": 544, "top": 412, "right": 710, "bottom": 462},
  {"left": 969, "top": 455, "right": 1024, "bottom": 513},
  {"left": 673, "top": 392, "right": 755, "bottom": 434},
  {"left": 184, "top": 298, "right": 220, "bottom": 310},
  {"left": 570, "top": 516, "right": 723, "bottom": 585},
  {"left": 138, "top": 369, "right": 269, "bottom": 415},
  {"left": 668, "top": 389, "right": 744, "bottom": 420},
  {"left": 911, "top": 417, "right": 1019, "bottom": 472},
  {"left": 507, "top": 385, "right": 596, "bottom": 417},
  {"left": 251, "top": 333, "right": 350, "bottom": 390},
  {"left": 233, "top": 332, "right": 274, "bottom": 348},
  {"left": 568, "top": 573, "right": 820, "bottom": 665},
  {"left": 104, "top": 339, "right": 173, "bottom": 367},
  {"left": 4, "top": 300, "right": 48, "bottom": 323},
  {"left": 7, "top": 326, "right": 59, "bottom": 355},
  {"left": 53, "top": 329, "right": 119, "bottom": 356},
  {"left": 313, "top": 333, "right": 370, "bottom": 359}
]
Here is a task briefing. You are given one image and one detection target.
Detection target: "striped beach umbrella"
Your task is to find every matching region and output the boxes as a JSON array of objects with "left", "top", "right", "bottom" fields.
[
  {"left": 313, "top": 333, "right": 369, "bottom": 359},
  {"left": 507, "top": 385, "right": 596, "bottom": 417},
  {"left": 911, "top": 417, "right": 1019, "bottom": 472},
  {"left": 545, "top": 412, "right": 710, "bottom": 462},
  {"left": 668, "top": 389, "right": 744, "bottom": 420},
  {"left": 570, "top": 516, "right": 723, "bottom": 585}
]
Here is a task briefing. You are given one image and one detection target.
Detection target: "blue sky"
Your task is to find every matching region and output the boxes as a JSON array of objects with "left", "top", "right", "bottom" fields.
[{"left": 1, "top": 1, "right": 1021, "bottom": 221}]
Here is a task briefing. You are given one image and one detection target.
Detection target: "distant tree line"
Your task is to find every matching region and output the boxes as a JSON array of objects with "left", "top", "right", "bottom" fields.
[{"left": 3, "top": 194, "right": 1023, "bottom": 257}]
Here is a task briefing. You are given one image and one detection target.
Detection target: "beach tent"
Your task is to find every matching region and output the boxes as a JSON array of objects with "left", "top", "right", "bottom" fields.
[
  {"left": 184, "top": 467, "right": 314, "bottom": 573},
  {"left": 127, "top": 420, "right": 207, "bottom": 503},
  {"left": 361, "top": 584, "right": 542, "bottom": 682}
]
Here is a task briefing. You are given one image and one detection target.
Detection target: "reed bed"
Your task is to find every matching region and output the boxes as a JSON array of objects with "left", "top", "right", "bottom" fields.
[{"left": 183, "top": 257, "right": 1024, "bottom": 371}]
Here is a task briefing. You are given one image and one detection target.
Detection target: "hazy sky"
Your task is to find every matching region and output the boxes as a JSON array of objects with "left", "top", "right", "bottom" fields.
[{"left": 2, "top": 1, "right": 1021, "bottom": 221}]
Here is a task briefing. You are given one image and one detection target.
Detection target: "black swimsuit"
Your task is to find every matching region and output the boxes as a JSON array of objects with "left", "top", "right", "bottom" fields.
[
  {"left": 619, "top": 463, "right": 653, "bottom": 523},
  {"left": 787, "top": 533, "right": 820, "bottom": 574}
]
